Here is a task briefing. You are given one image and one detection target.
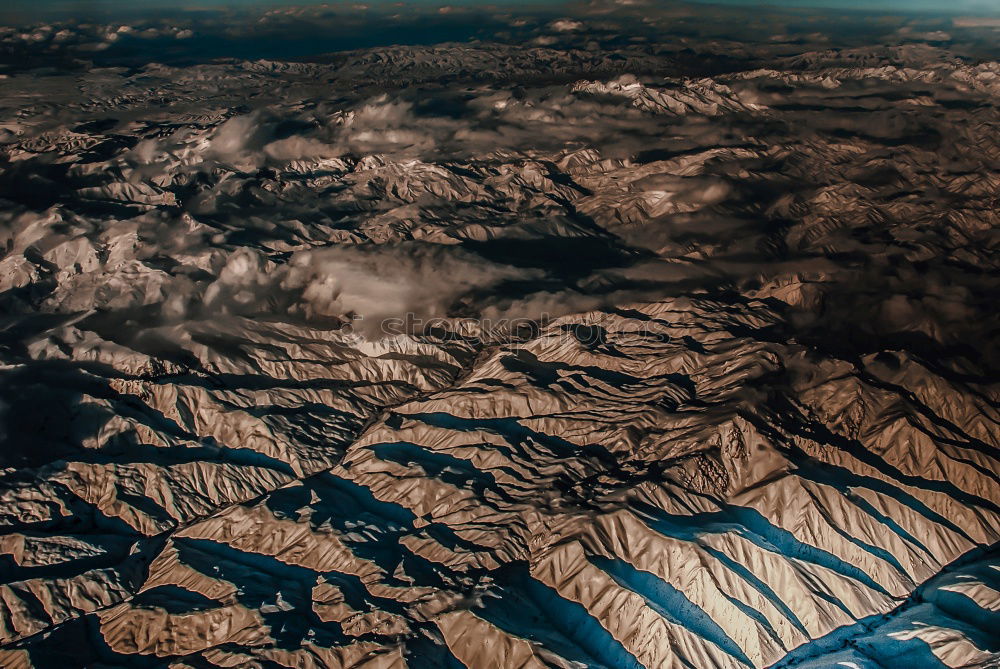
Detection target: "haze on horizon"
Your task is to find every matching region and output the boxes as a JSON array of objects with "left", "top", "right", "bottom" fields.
[{"left": 2, "top": 0, "right": 999, "bottom": 21}]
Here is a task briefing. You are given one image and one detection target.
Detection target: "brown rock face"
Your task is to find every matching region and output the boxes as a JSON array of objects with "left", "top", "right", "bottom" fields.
[{"left": 0, "top": 3, "right": 998, "bottom": 668}]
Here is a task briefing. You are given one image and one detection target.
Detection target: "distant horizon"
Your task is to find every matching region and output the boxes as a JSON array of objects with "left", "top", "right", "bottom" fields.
[
  {"left": 3, "top": 0, "right": 994, "bottom": 70},
  {"left": 2, "top": 0, "right": 999, "bottom": 23}
]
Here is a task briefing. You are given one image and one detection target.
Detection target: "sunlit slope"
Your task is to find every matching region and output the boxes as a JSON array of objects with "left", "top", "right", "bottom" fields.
[{"left": 0, "top": 24, "right": 997, "bottom": 669}]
